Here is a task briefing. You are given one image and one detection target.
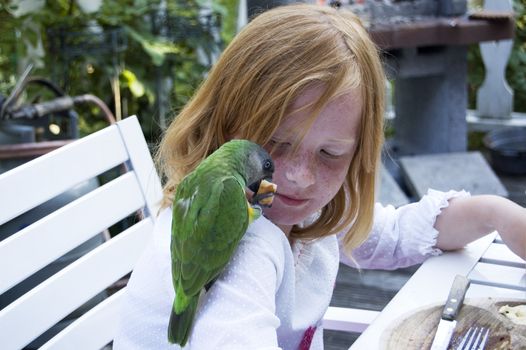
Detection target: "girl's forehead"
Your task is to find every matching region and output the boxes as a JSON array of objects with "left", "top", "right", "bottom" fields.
[
  {"left": 288, "top": 85, "right": 362, "bottom": 113},
  {"left": 274, "top": 88, "right": 362, "bottom": 142},
  {"left": 283, "top": 87, "right": 362, "bottom": 123},
  {"left": 287, "top": 85, "right": 326, "bottom": 111}
]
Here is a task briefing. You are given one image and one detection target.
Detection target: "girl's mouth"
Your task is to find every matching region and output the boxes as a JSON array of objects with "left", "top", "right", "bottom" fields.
[{"left": 276, "top": 193, "right": 308, "bottom": 207}]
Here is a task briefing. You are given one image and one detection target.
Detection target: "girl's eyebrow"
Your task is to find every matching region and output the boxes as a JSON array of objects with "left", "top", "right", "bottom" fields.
[
  {"left": 327, "top": 137, "right": 356, "bottom": 144},
  {"left": 271, "top": 133, "right": 356, "bottom": 145},
  {"left": 271, "top": 130, "right": 296, "bottom": 140}
]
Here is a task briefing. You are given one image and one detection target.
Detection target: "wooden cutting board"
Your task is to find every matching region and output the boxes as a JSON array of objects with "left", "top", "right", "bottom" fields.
[{"left": 381, "top": 298, "right": 526, "bottom": 349}]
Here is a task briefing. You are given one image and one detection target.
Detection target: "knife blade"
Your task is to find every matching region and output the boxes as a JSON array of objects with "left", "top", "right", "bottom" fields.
[{"left": 429, "top": 275, "right": 470, "bottom": 350}]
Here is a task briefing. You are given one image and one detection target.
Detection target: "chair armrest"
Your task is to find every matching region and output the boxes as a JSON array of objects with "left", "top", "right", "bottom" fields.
[{"left": 322, "top": 306, "right": 379, "bottom": 333}]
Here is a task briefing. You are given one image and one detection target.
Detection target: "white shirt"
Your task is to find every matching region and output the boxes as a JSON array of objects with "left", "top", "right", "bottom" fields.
[{"left": 113, "top": 189, "right": 468, "bottom": 349}]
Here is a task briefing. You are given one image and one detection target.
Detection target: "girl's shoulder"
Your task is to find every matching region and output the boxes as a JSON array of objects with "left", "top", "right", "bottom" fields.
[
  {"left": 154, "top": 208, "right": 291, "bottom": 267},
  {"left": 243, "top": 216, "right": 291, "bottom": 263}
]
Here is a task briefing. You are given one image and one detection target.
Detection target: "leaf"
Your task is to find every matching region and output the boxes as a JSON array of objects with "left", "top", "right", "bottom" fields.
[
  {"left": 121, "top": 69, "right": 145, "bottom": 97},
  {"left": 125, "top": 26, "right": 181, "bottom": 66}
]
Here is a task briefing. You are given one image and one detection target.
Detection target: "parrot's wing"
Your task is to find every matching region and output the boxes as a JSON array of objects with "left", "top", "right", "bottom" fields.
[{"left": 172, "top": 176, "right": 249, "bottom": 298}]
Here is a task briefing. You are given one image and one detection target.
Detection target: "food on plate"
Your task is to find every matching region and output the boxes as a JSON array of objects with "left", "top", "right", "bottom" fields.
[{"left": 498, "top": 304, "right": 526, "bottom": 325}]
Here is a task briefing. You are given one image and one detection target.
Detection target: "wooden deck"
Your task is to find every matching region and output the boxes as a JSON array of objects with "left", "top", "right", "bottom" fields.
[{"left": 325, "top": 171, "right": 526, "bottom": 349}]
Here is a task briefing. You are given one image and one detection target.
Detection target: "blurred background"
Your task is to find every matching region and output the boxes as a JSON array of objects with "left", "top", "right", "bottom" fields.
[
  {"left": 0, "top": 1, "right": 525, "bottom": 348},
  {"left": 0, "top": 0, "right": 524, "bottom": 145},
  {"left": 0, "top": 0, "right": 238, "bottom": 144}
]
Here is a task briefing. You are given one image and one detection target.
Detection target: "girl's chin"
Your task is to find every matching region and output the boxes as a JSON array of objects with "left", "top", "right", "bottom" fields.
[{"left": 263, "top": 207, "right": 309, "bottom": 228}]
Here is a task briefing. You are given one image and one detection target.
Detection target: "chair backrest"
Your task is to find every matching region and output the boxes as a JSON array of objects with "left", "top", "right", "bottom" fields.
[{"left": 0, "top": 115, "right": 163, "bottom": 350}]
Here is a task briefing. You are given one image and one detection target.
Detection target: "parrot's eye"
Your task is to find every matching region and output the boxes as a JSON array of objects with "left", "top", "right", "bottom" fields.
[{"left": 264, "top": 160, "right": 272, "bottom": 171}]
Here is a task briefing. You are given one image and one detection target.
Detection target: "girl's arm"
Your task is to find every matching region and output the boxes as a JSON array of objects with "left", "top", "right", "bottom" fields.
[
  {"left": 342, "top": 190, "right": 470, "bottom": 270},
  {"left": 434, "top": 195, "right": 526, "bottom": 260}
]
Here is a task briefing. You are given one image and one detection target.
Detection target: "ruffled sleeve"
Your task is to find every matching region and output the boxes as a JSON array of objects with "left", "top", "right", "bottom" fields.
[{"left": 339, "top": 189, "right": 470, "bottom": 270}]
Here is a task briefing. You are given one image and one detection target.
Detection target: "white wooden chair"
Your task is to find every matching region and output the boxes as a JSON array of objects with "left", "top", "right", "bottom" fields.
[
  {"left": 0, "top": 115, "right": 374, "bottom": 349},
  {"left": 0, "top": 116, "right": 163, "bottom": 350}
]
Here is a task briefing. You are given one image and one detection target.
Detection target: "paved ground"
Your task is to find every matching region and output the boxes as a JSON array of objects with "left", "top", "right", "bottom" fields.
[{"left": 324, "top": 167, "right": 526, "bottom": 349}]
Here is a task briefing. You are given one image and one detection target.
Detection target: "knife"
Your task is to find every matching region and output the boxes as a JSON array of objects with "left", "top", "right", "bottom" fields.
[{"left": 429, "top": 275, "right": 470, "bottom": 350}]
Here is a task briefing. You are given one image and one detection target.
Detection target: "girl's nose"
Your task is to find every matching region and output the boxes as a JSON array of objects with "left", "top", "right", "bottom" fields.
[{"left": 284, "top": 157, "right": 315, "bottom": 188}]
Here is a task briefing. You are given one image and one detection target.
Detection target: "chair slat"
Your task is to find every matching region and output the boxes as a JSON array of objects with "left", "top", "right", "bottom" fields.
[
  {"left": 322, "top": 306, "right": 379, "bottom": 333},
  {"left": 0, "top": 172, "right": 144, "bottom": 295},
  {"left": 0, "top": 125, "right": 128, "bottom": 226},
  {"left": 0, "top": 219, "right": 154, "bottom": 350},
  {"left": 40, "top": 289, "right": 126, "bottom": 350},
  {"left": 0, "top": 116, "right": 165, "bottom": 349},
  {"left": 480, "top": 242, "right": 525, "bottom": 268},
  {"left": 118, "top": 116, "right": 163, "bottom": 218},
  {"left": 466, "top": 283, "right": 526, "bottom": 299},
  {"left": 469, "top": 262, "right": 526, "bottom": 291}
]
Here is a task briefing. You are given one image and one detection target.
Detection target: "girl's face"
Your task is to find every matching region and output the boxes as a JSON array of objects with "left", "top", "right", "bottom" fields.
[{"left": 263, "top": 85, "right": 362, "bottom": 235}]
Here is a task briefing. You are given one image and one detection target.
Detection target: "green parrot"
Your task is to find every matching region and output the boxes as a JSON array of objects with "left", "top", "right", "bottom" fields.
[{"left": 168, "top": 139, "right": 276, "bottom": 346}]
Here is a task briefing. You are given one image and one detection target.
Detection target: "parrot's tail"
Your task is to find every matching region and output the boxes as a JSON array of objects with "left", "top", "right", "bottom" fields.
[{"left": 168, "top": 295, "right": 199, "bottom": 346}]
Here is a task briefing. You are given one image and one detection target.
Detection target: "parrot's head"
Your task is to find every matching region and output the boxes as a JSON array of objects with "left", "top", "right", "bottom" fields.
[{"left": 238, "top": 141, "right": 276, "bottom": 208}]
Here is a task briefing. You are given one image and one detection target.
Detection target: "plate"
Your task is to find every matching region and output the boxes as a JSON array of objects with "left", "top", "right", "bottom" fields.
[{"left": 380, "top": 298, "right": 526, "bottom": 349}]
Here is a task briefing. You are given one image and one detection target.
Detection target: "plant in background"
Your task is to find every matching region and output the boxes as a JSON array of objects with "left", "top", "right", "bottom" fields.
[
  {"left": 0, "top": 0, "right": 232, "bottom": 142},
  {"left": 507, "top": 0, "right": 526, "bottom": 113}
]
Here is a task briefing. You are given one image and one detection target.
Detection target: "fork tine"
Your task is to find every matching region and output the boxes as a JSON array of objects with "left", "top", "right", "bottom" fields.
[
  {"left": 477, "top": 328, "right": 490, "bottom": 350},
  {"left": 457, "top": 327, "right": 469, "bottom": 348},
  {"left": 457, "top": 327, "right": 475, "bottom": 349},
  {"left": 464, "top": 327, "right": 479, "bottom": 349},
  {"left": 456, "top": 327, "right": 490, "bottom": 350},
  {"left": 470, "top": 327, "right": 483, "bottom": 349}
]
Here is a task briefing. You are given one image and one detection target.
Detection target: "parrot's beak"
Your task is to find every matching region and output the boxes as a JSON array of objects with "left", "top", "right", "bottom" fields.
[
  {"left": 248, "top": 181, "right": 261, "bottom": 194},
  {"left": 248, "top": 179, "right": 277, "bottom": 208}
]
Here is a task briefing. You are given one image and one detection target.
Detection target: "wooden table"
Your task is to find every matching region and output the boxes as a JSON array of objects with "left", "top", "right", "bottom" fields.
[
  {"left": 349, "top": 232, "right": 526, "bottom": 349},
  {"left": 369, "top": 16, "right": 514, "bottom": 50}
]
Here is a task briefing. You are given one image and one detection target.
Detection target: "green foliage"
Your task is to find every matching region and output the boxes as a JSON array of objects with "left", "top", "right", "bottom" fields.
[
  {"left": 215, "top": 0, "right": 239, "bottom": 44},
  {"left": 0, "top": 5, "right": 22, "bottom": 95},
  {"left": 508, "top": 0, "right": 526, "bottom": 112},
  {"left": 0, "top": 0, "right": 229, "bottom": 141}
]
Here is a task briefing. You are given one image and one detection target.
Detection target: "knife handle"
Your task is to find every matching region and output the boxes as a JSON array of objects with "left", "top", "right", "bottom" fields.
[{"left": 442, "top": 275, "right": 470, "bottom": 321}]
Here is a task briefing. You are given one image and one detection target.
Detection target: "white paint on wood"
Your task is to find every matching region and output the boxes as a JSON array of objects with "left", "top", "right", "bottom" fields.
[
  {"left": 0, "top": 116, "right": 160, "bottom": 350},
  {"left": 0, "top": 173, "right": 144, "bottom": 294},
  {"left": 0, "top": 125, "right": 128, "bottom": 226},
  {"left": 323, "top": 307, "right": 379, "bottom": 333},
  {"left": 40, "top": 289, "right": 127, "bottom": 350},
  {"left": 0, "top": 219, "right": 154, "bottom": 350}
]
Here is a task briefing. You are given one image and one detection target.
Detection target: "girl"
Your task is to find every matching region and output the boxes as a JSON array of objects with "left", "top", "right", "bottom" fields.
[{"left": 114, "top": 4, "right": 526, "bottom": 349}]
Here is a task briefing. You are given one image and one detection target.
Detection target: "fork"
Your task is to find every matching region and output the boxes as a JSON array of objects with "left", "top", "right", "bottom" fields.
[{"left": 455, "top": 326, "right": 490, "bottom": 350}]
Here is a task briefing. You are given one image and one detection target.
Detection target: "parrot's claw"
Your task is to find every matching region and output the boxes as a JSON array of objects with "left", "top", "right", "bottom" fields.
[{"left": 250, "top": 204, "right": 263, "bottom": 218}]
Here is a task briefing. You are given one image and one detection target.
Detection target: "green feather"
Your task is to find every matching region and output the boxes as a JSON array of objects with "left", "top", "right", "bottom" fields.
[{"left": 168, "top": 287, "right": 199, "bottom": 346}]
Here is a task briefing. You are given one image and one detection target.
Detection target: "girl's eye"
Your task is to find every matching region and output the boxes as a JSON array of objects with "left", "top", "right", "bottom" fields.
[
  {"left": 269, "top": 139, "right": 291, "bottom": 149},
  {"left": 321, "top": 149, "right": 341, "bottom": 159}
]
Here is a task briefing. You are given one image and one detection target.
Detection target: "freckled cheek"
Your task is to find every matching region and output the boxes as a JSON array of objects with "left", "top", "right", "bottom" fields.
[{"left": 315, "top": 163, "right": 348, "bottom": 204}]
